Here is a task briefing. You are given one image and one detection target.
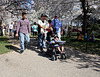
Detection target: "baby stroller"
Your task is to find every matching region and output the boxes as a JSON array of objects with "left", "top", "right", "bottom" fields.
[{"left": 46, "top": 40, "right": 67, "bottom": 61}]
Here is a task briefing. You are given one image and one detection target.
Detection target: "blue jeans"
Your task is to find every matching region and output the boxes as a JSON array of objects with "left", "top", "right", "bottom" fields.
[
  {"left": 38, "top": 34, "right": 41, "bottom": 48},
  {"left": 19, "top": 33, "right": 30, "bottom": 51},
  {"left": 57, "top": 32, "right": 61, "bottom": 41},
  {"left": 9, "top": 29, "right": 13, "bottom": 36},
  {"left": 38, "top": 33, "right": 46, "bottom": 50}
]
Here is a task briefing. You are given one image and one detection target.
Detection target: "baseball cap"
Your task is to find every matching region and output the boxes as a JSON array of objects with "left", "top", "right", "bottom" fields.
[{"left": 41, "top": 14, "right": 48, "bottom": 17}]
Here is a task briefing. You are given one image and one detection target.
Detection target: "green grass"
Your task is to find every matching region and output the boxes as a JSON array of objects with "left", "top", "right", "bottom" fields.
[
  {"left": 0, "top": 36, "right": 11, "bottom": 54},
  {"left": 62, "top": 36, "right": 100, "bottom": 56},
  {"left": 95, "top": 38, "right": 100, "bottom": 41}
]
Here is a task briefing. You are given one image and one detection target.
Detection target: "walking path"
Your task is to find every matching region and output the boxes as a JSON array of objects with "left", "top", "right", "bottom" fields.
[{"left": 0, "top": 38, "right": 100, "bottom": 77}]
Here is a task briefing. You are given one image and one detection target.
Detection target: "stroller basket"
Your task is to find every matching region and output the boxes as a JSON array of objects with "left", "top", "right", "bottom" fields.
[{"left": 56, "top": 41, "right": 66, "bottom": 46}]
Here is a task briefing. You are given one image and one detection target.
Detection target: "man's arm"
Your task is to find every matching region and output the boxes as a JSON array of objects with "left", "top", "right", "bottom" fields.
[
  {"left": 50, "top": 41, "right": 55, "bottom": 44},
  {"left": 46, "top": 21, "right": 50, "bottom": 29},
  {"left": 38, "top": 20, "right": 45, "bottom": 29},
  {"left": 39, "top": 24, "right": 44, "bottom": 29},
  {"left": 16, "top": 21, "right": 20, "bottom": 36},
  {"left": 28, "top": 21, "right": 31, "bottom": 33},
  {"left": 27, "top": 21, "right": 31, "bottom": 37}
]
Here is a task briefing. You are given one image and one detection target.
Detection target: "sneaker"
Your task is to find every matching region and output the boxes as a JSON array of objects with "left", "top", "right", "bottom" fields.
[
  {"left": 43, "top": 47, "right": 46, "bottom": 49},
  {"left": 37, "top": 47, "right": 40, "bottom": 49},
  {"left": 24, "top": 44, "right": 27, "bottom": 49},
  {"left": 20, "top": 50, "right": 24, "bottom": 54},
  {"left": 41, "top": 50, "right": 44, "bottom": 53}
]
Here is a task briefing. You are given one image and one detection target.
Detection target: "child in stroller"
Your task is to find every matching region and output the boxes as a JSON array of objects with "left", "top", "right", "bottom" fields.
[{"left": 46, "top": 36, "right": 66, "bottom": 61}]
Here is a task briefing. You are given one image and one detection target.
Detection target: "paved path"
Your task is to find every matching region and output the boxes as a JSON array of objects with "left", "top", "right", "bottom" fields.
[{"left": 0, "top": 38, "right": 100, "bottom": 77}]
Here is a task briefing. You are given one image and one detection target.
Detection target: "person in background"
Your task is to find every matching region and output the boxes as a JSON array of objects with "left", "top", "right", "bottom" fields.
[
  {"left": 9, "top": 22, "right": 13, "bottom": 36},
  {"left": 16, "top": 12, "right": 31, "bottom": 53},
  {"left": 62, "top": 28, "right": 66, "bottom": 39},
  {"left": 47, "top": 20, "right": 53, "bottom": 42},
  {"left": 77, "top": 33, "right": 80, "bottom": 40},
  {"left": 2, "top": 23, "right": 6, "bottom": 36},
  {"left": 6, "top": 24, "right": 9, "bottom": 35},
  {"left": 78, "top": 32, "right": 84, "bottom": 41},
  {"left": 51, "top": 16, "right": 63, "bottom": 41},
  {"left": 32, "top": 22, "right": 38, "bottom": 38},
  {"left": 84, "top": 33, "right": 88, "bottom": 41},
  {"left": 65, "top": 26, "right": 67, "bottom": 36},
  {"left": 13, "top": 21, "right": 17, "bottom": 39},
  {"left": 92, "top": 35, "right": 95, "bottom": 42},
  {"left": 0, "top": 25, "right": 2, "bottom": 36}
]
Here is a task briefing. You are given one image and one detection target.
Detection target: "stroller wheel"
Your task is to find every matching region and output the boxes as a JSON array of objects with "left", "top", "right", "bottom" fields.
[
  {"left": 60, "top": 53, "right": 63, "bottom": 59},
  {"left": 51, "top": 55, "right": 55, "bottom": 61},
  {"left": 63, "top": 54, "right": 67, "bottom": 60},
  {"left": 55, "top": 55, "right": 57, "bottom": 61}
]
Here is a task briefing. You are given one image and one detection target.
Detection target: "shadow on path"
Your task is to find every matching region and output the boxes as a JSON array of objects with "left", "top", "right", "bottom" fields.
[
  {"left": 5, "top": 45, "right": 20, "bottom": 54},
  {"left": 27, "top": 39, "right": 49, "bottom": 59},
  {"left": 5, "top": 38, "right": 100, "bottom": 72},
  {"left": 65, "top": 48, "right": 100, "bottom": 72},
  {"left": 28, "top": 39, "right": 100, "bottom": 72}
]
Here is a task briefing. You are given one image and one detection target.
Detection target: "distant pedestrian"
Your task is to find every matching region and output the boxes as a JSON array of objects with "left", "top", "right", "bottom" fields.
[
  {"left": 92, "top": 35, "right": 95, "bottom": 42},
  {"left": 9, "top": 22, "right": 13, "bottom": 36},
  {"left": 0, "top": 25, "right": 3, "bottom": 36},
  {"left": 65, "top": 26, "right": 67, "bottom": 35},
  {"left": 2, "top": 23, "right": 6, "bottom": 36},
  {"left": 84, "top": 33, "right": 88, "bottom": 41},
  {"left": 32, "top": 22, "right": 38, "bottom": 38},
  {"left": 47, "top": 20, "right": 53, "bottom": 42},
  {"left": 13, "top": 21, "right": 17, "bottom": 39}
]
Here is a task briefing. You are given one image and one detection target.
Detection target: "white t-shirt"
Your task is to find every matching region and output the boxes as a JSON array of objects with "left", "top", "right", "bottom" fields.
[
  {"left": 9, "top": 24, "right": 13, "bottom": 29},
  {"left": 38, "top": 20, "right": 49, "bottom": 33}
]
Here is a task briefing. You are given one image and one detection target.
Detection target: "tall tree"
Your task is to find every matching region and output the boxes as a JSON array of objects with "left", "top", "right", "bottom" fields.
[{"left": 80, "top": 0, "right": 87, "bottom": 34}]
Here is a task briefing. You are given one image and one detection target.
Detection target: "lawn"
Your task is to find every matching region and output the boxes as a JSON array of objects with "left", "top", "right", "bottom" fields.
[
  {"left": 0, "top": 36, "right": 11, "bottom": 54},
  {"left": 62, "top": 36, "right": 100, "bottom": 56}
]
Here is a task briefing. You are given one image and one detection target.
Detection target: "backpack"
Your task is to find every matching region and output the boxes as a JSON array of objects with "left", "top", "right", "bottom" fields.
[{"left": 53, "top": 20, "right": 57, "bottom": 33}]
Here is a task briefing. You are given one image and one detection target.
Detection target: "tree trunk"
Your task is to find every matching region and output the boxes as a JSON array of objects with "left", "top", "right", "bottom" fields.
[{"left": 80, "top": 0, "right": 86, "bottom": 35}]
